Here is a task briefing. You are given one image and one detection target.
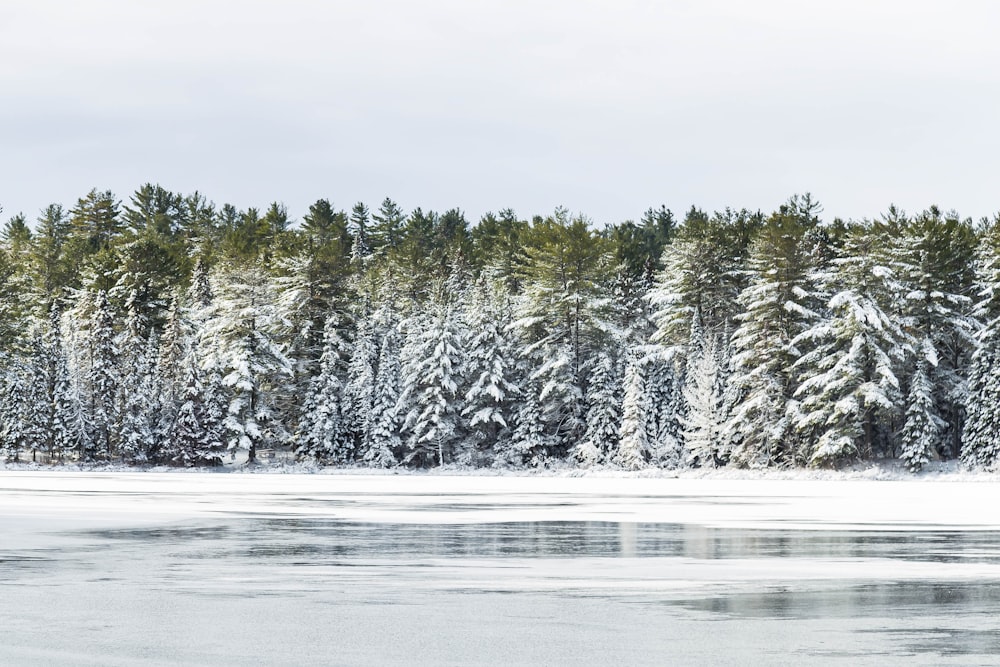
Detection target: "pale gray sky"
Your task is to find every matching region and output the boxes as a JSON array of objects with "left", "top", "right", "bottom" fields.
[{"left": 3, "top": 0, "right": 1000, "bottom": 226}]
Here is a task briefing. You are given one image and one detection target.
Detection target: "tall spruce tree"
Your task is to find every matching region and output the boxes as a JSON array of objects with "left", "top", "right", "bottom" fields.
[
  {"left": 960, "top": 220, "right": 1000, "bottom": 468},
  {"left": 462, "top": 277, "right": 519, "bottom": 464},
  {"left": 647, "top": 350, "right": 686, "bottom": 468},
  {"left": 366, "top": 320, "right": 401, "bottom": 468},
  {"left": 900, "top": 344, "right": 945, "bottom": 472},
  {"left": 399, "top": 303, "right": 465, "bottom": 467},
  {"left": 514, "top": 210, "right": 613, "bottom": 455},
  {"left": 371, "top": 198, "right": 406, "bottom": 257},
  {"left": 724, "top": 196, "right": 822, "bottom": 467},
  {"left": 574, "top": 351, "right": 621, "bottom": 466},
  {"left": 67, "top": 189, "right": 122, "bottom": 293},
  {"left": 1, "top": 362, "right": 30, "bottom": 462},
  {"left": 29, "top": 204, "right": 74, "bottom": 308},
  {"left": 342, "top": 302, "right": 378, "bottom": 452},
  {"left": 294, "top": 316, "right": 351, "bottom": 464},
  {"left": 167, "top": 349, "right": 224, "bottom": 467},
  {"left": 116, "top": 305, "right": 158, "bottom": 464},
  {"left": 53, "top": 345, "right": 91, "bottom": 461},
  {"left": 961, "top": 329, "right": 1000, "bottom": 469},
  {"left": 682, "top": 333, "right": 726, "bottom": 468},
  {"left": 892, "top": 207, "right": 978, "bottom": 459},
  {"left": 88, "top": 290, "right": 118, "bottom": 461},
  {"left": 201, "top": 263, "right": 292, "bottom": 463},
  {"left": 793, "top": 224, "right": 908, "bottom": 465},
  {"left": 508, "top": 377, "right": 551, "bottom": 468},
  {"left": 615, "top": 352, "right": 650, "bottom": 470}
]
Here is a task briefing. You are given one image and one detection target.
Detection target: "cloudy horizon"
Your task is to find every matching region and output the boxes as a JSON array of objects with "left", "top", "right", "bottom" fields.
[{"left": 3, "top": 0, "right": 1000, "bottom": 226}]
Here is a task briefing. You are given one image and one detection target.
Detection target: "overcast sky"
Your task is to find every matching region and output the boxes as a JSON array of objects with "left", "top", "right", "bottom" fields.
[{"left": 2, "top": 0, "right": 1000, "bottom": 227}]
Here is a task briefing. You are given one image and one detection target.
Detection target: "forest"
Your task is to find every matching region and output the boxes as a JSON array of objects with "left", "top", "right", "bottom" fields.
[{"left": 0, "top": 186, "right": 998, "bottom": 473}]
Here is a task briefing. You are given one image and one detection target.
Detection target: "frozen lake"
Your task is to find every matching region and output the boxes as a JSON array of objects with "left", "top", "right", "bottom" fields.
[{"left": 2, "top": 472, "right": 1000, "bottom": 665}]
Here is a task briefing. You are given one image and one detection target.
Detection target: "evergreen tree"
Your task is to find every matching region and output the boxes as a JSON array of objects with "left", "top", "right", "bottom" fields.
[
  {"left": 612, "top": 265, "right": 655, "bottom": 348},
  {"left": 892, "top": 207, "right": 978, "bottom": 459},
  {"left": 725, "top": 197, "right": 822, "bottom": 467},
  {"left": 639, "top": 204, "right": 677, "bottom": 269},
  {"left": 20, "top": 332, "right": 56, "bottom": 462},
  {"left": 219, "top": 206, "right": 269, "bottom": 262},
  {"left": 342, "top": 303, "right": 378, "bottom": 452},
  {"left": 291, "top": 199, "right": 354, "bottom": 348},
  {"left": 53, "top": 347, "right": 91, "bottom": 461},
  {"left": 294, "top": 316, "right": 351, "bottom": 463},
  {"left": 793, "top": 226, "right": 908, "bottom": 465},
  {"left": 188, "top": 257, "right": 213, "bottom": 311},
  {"left": 68, "top": 189, "right": 122, "bottom": 252},
  {"left": 574, "top": 352, "right": 621, "bottom": 466},
  {"left": 393, "top": 207, "right": 438, "bottom": 299},
  {"left": 200, "top": 358, "right": 229, "bottom": 462},
  {"left": 274, "top": 251, "right": 343, "bottom": 437},
  {"left": 366, "top": 321, "right": 401, "bottom": 468},
  {"left": 462, "top": 278, "right": 519, "bottom": 464},
  {"left": 371, "top": 198, "right": 406, "bottom": 257},
  {"left": 647, "top": 350, "right": 686, "bottom": 468},
  {"left": 180, "top": 192, "right": 219, "bottom": 254},
  {"left": 302, "top": 199, "right": 351, "bottom": 259},
  {"left": 399, "top": 304, "right": 465, "bottom": 467},
  {"left": 471, "top": 209, "right": 528, "bottom": 287},
  {"left": 961, "top": 329, "right": 1000, "bottom": 469},
  {"left": 349, "top": 202, "right": 371, "bottom": 262},
  {"left": 114, "top": 310, "right": 155, "bottom": 464},
  {"left": 648, "top": 207, "right": 761, "bottom": 346},
  {"left": 3, "top": 213, "right": 32, "bottom": 257},
  {"left": 116, "top": 306, "right": 158, "bottom": 464},
  {"left": 28, "top": 204, "right": 74, "bottom": 308},
  {"left": 116, "top": 184, "right": 187, "bottom": 327},
  {"left": 201, "top": 264, "right": 292, "bottom": 463},
  {"left": 961, "top": 225, "right": 1000, "bottom": 469},
  {"left": 167, "top": 350, "right": 221, "bottom": 467},
  {"left": 900, "top": 345, "right": 945, "bottom": 472},
  {"left": 350, "top": 202, "right": 372, "bottom": 274},
  {"left": 88, "top": 290, "right": 118, "bottom": 461},
  {"left": 1, "top": 364, "right": 30, "bottom": 462},
  {"left": 157, "top": 295, "right": 189, "bottom": 423},
  {"left": 514, "top": 210, "right": 613, "bottom": 454},
  {"left": 607, "top": 205, "right": 675, "bottom": 283},
  {"left": 123, "top": 183, "right": 185, "bottom": 240},
  {"left": 615, "top": 352, "right": 649, "bottom": 470},
  {"left": 507, "top": 377, "right": 550, "bottom": 468},
  {"left": 0, "top": 238, "right": 30, "bottom": 351},
  {"left": 682, "top": 333, "right": 726, "bottom": 468},
  {"left": 67, "top": 189, "right": 122, "bottom": 293}
]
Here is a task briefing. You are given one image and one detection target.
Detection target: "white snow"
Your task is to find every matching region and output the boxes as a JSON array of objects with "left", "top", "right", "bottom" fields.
[{"left": 2, "top": 467, "right": 1000, "bottom": 531}]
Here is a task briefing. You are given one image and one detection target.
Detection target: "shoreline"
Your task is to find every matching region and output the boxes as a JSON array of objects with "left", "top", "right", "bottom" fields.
[{"left": 1, "top": 457, "right": 996, "bottom": 482}]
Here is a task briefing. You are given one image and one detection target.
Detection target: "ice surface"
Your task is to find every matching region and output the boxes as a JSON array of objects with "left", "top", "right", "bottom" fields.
[{"left": 2, "top": 471, "right": 1000, "bottom": 665}]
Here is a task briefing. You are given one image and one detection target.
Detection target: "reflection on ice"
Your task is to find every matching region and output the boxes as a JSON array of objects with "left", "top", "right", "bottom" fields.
[
  {"left": 65, "top": 519, "right": 1000, "bottom": 572},
  {"left": 872, "top": 627, "right": 1000, "bottom": 658},
  {"left": 678, "top": 580, "right": 1000, "bottom": 619}
]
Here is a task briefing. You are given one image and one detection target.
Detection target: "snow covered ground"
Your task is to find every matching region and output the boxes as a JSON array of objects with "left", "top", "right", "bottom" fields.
[
  {"left": 3, "top": 467, "right": 1000, "bottom": 530},
  {"left": 3, "top": 470, "right": 1000, "bottom": 665}
]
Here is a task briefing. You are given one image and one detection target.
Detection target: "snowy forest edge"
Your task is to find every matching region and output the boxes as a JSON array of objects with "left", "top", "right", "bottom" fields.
[{"left": 2, "top": 188, "right": 1000, "bottom": 475}]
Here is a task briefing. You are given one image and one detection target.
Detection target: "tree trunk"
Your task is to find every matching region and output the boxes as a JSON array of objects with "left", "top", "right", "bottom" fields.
[
  {"left": 247, "top": 385, "right": 257, "bottom": 465},
  {"left": 862, "top": 414, "right": 873, "bottom": 460}
]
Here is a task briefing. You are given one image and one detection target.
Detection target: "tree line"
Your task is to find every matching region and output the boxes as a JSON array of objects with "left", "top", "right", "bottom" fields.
[{"left": 1, "top": 186, "right": 998, "bottom": 472}]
